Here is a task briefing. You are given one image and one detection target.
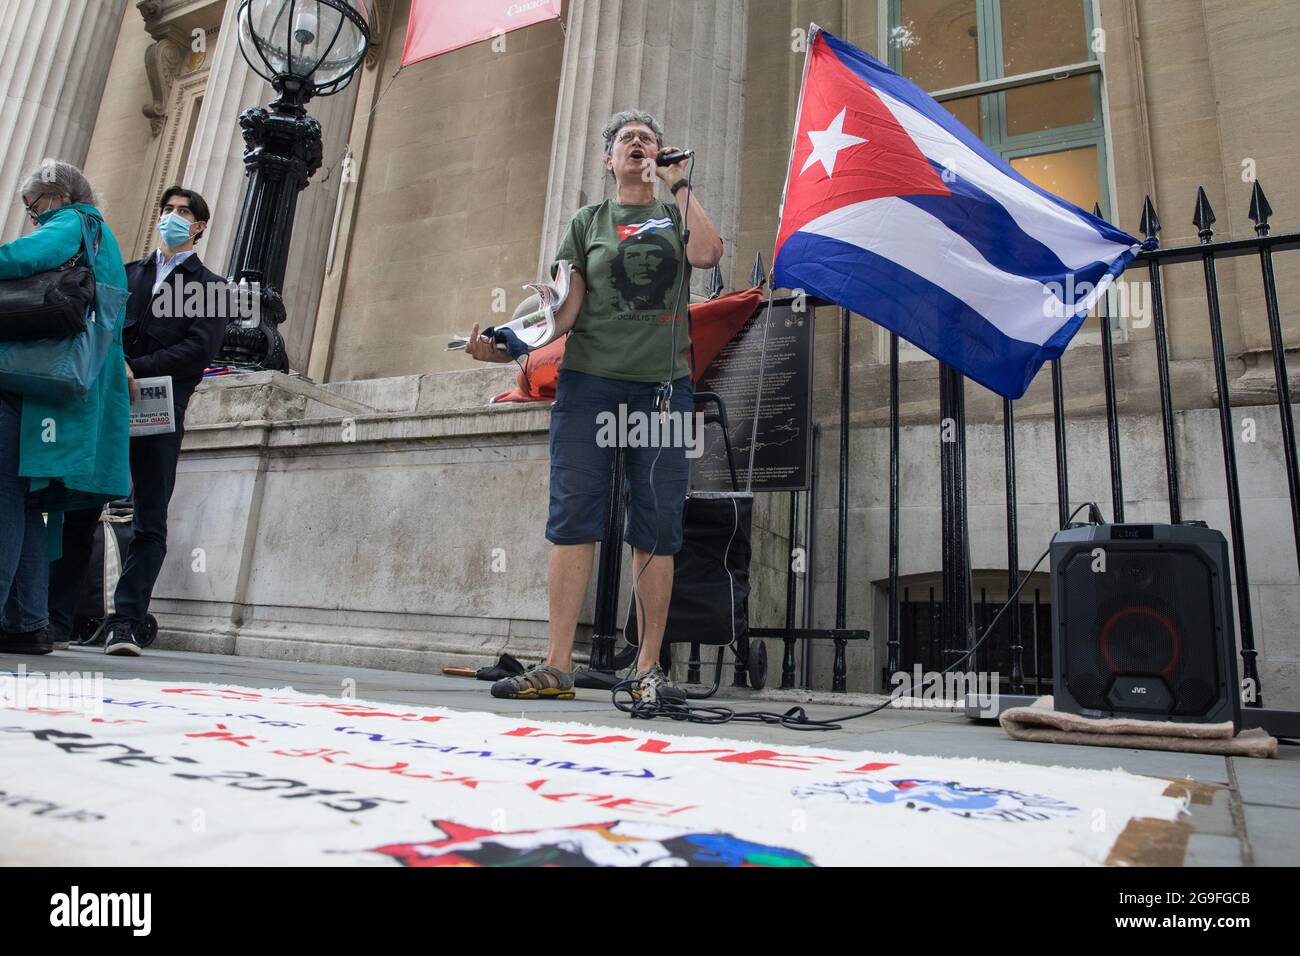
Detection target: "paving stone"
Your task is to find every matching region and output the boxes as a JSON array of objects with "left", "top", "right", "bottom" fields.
[
  {"left": 1230, "top": 752, "right": 1300, "bottom": 809},
  {"left": 1183, "top": 833, "right": 1245, "bottom": 866},
  {"left": 1240, "top": 804, "right": 1300, "bottom": 865},
  {"left": 1179, "top": 784, "right": 1237, "bottom": 838}
]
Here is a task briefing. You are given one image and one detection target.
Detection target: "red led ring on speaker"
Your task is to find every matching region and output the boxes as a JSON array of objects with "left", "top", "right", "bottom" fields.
[{"left": 1099, "top": 606, "right": 1181, "bottom": 679}]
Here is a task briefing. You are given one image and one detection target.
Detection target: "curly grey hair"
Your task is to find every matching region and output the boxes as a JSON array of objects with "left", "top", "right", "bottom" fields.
[
  {"left": 17, "top": 159, "right": 97, "bottom": 207},
  {"left": 601, "top": 110, "right": 665, "bottom": 156}
]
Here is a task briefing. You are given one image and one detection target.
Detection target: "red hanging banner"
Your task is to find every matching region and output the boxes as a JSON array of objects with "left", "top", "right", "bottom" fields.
[{"left": 402, "top": 0, "right": 563, "bottom": 66}]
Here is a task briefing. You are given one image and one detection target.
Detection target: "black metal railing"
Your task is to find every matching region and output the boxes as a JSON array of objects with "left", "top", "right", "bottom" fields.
[
  {"left": 874, "top": 182, "right": 1298, "bottom": 708},
  {"left": 588, "top": 183, "right": 1299, "bottom": 708}
]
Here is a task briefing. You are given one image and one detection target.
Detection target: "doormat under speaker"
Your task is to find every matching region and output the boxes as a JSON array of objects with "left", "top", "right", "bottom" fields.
[{"left": 1001, "top": 696, "right": 1277, "bottom": 757}]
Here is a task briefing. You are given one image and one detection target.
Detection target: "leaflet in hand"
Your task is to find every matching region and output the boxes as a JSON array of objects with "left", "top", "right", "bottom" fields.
[
  {"left": 447, "top": 260, "right": 574, "bottom": 352},
  {"left": 129, "top": 375, "right": 176, "bottom": 436}
]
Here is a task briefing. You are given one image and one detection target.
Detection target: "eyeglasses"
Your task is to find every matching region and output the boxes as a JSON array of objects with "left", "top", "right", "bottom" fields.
[{"left": 617, "top": 129, "right": 658, "bottom": 147}]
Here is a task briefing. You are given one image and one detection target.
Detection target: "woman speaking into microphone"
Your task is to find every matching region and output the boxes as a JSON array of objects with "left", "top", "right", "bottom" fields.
[{"left": 465, "top": 109, "right": 724, "bottom": 703}]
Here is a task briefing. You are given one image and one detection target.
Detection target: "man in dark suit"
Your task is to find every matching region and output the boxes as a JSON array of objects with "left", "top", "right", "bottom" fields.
[{"left": 47, "top": 186, "right": 229, "bottom": 656}]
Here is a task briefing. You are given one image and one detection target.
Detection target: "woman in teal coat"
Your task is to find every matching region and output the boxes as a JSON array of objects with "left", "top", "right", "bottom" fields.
[{"left": 0, "top": 160, "right": 131, "bottom": 654}]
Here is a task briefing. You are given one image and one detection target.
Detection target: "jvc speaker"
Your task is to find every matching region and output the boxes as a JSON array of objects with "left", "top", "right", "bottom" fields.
[{"left": 1051, "top": 523, "right": 1240, "bottom": 727}]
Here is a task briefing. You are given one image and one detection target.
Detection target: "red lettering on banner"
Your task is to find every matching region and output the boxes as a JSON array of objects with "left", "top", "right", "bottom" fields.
[
  {"left": 270, "top": 747, "right": 349, "bottom": 763},
  {"left": 556, "top": 735, "right": 639, "bottom": 745},
  {"left": 715, "top": 750, "right": 843, "bottom": 770},
  {"left": 427, "top": 774, "right": 486, "bottom": 788},
  {"left": 185, "top": 724, "right": 259, "bottom": 747},
  {"left": 539, "top": 792, "right": 614, "bottom": 805},
  {"left": 598, "top": 798, "right": 674, "bottom": 813},
  {"left": 163, "top": 688, "right": 264, "bottom": 701},
  {"left": 499, "top": 727, "right": 637, "bottom": 745},
  {"left": 277, "top": 702, "right": 445, "bottom": 723},
  {"left": 498, "top": 727, "right": 866, "bottom": 772},
  {"left": 501, "top": 726, "right": 544, "bottom": 737},
  {"left": 838, "top": 761, "right": 899, "bottom": 774},
  {"left": 635, "top": 740, "right": 737, "bottom": 757},
  {"left": 344, "top": 760, "right": 433, "bottom": 780}
]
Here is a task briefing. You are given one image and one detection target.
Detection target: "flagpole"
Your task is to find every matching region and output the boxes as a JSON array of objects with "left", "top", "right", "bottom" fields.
[
  {"left": 771, "top": 23, "right": 820, "bottom": 263},
  {"left": 748, "top": 23, "right": 820, "bottom": 490},
  {"left": 743, "top": 284, "right": 778, "bottom": 492}
]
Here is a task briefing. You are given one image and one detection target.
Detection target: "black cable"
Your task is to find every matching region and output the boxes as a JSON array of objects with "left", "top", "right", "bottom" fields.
[
  {"left": 614, "top": 501, "right": 1103, "bottom": 730},
  {"left": 611, "top": 681, "right": 843, "bottom": 730}
]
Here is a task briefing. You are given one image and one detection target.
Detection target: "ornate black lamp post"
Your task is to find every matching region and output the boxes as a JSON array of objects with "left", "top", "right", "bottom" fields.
[{"left": 221, "top": 0, "right": 371, "bottom": 371}]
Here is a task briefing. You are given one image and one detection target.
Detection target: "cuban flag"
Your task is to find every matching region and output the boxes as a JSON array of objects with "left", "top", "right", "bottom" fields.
[
  {"left": 773, "top": 27, "right": 1140, "bottom": 399},
  {"left": 618, "top": 217, "right": 675, "bottom": 241}
]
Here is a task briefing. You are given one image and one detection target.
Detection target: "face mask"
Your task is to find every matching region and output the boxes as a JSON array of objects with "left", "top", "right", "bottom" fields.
[{"left": 157, "top": 212, "right": 194, "bottom": 249}]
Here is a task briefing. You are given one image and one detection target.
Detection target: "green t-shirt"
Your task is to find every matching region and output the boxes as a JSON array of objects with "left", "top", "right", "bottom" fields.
[{"left": 551, "top": 199, "right": 692, "bottom": 382}]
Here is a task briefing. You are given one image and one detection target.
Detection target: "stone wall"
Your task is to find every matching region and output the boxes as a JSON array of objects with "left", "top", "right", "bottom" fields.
[
  {"left": 157, "top": 371, "right": 790, "bottom": 681},
  {"left": 150, "top": 370, "right": 1298, "bottom": 708},
  {"left": 802, "top": 403, "right": 1300, "bottom": 708},
  {"left": 320, "top": 1, "right": 566, "bottom": 382}
]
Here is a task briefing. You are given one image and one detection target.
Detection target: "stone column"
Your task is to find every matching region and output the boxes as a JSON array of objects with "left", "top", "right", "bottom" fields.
[
  {"left": 537, "top": 0, "right": 747, "bottom": 288},
  {"left": 0, "top": 0, "right": 130, "bottom": 243},
  {"left": 183, "top": 0, "right": 361, "bottom": 372},
  {"left": 181, "top": 0, "right": 271, "bottom": 273}
]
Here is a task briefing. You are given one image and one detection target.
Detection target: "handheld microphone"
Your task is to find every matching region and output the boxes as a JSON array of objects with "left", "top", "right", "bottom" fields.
[{"left": 656, "top": 149, "right": 694, "bottom": 167}]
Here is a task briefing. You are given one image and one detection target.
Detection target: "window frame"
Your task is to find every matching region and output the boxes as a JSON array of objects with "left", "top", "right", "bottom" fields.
[{"left": 880, "top": 0, "right": 1120, "bottom": 362}]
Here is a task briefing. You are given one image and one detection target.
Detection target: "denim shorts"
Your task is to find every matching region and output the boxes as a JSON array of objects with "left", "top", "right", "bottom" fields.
[{"left": 546, "top": 369, "right": 694, "bottom": 555}]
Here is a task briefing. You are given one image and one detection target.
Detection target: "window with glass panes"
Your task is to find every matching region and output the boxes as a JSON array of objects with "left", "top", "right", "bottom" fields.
[{"left": 884, "top": 0, "right": 1113, "bottom": 357}]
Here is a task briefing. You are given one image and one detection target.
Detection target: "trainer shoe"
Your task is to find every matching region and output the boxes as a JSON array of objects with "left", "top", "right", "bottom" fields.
[
  {"left": 490, "top": 663, "right": 575, "bottom": 700},
  {"left": 103, "top": 619, "right": 142, "bottom": 657},
  {"left": 630, "top": 664, "right": 686, "bottom": 704}
]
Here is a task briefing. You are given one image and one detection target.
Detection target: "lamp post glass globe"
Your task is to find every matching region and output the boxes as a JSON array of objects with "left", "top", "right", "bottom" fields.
[{"left": 237, "top": 0, "right": 371, "bottom": 100}]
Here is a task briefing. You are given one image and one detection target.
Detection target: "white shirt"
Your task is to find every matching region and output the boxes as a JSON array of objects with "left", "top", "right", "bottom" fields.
[{"left": 152, "top": 248, "right": 194, "bottom": 294}]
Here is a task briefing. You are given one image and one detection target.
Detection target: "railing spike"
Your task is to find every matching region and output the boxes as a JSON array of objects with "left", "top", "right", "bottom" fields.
[
  {"left": 750, "top": 251, "right": 767, "bottom": 288},
  {"left": 1139, "top": 195, "right": 1161, "bottom": 242},
  {"left": 706, "top": 264, "right": 724, "bottom": 299},
  {"left": 1248, "top": 181, "right": 1273, "bottom": 237},
  {"left": 1193, "top": 185, "right": 1217, "bottom": 243}
]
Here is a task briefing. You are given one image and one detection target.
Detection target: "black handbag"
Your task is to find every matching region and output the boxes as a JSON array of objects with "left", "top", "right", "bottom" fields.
[{"left": 0, "top": 227, "right": 98, "bottom": 343}]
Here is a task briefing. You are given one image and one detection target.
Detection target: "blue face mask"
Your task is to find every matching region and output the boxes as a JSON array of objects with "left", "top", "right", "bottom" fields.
[{"left": 157, "top": 212, "right": 194, "bottom": 249}]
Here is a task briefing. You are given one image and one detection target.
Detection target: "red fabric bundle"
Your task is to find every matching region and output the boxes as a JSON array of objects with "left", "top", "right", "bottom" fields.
[{"left": 492, "top": 285, "right": 764, "bottom": 403}]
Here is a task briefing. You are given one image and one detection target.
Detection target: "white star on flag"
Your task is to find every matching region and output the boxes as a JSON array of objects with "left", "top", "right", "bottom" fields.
[{"left": 800, "top": 107, "right": 868, "bottom": 178}]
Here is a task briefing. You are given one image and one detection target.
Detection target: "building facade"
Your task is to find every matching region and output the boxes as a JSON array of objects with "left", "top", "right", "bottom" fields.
[{"left": 3, "top": 0, "right": 1297, "bottom": 704}]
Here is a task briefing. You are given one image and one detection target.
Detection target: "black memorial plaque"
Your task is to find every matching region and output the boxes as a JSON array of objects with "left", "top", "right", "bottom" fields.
[{"left": 691, "top": 300, "right": 815, "bottom": 493}]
